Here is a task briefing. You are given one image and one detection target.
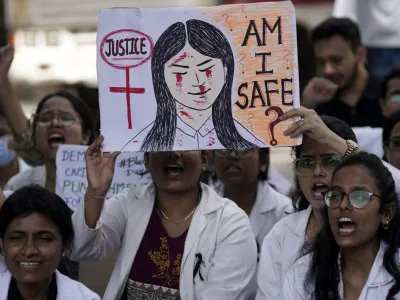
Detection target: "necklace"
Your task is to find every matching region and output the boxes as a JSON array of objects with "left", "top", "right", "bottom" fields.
[
  {"left": 157, "top": 191, "right": 201, "bottom": 227},
  {"left": 159, "top": 205, "right": 197, "bottom": 227}
]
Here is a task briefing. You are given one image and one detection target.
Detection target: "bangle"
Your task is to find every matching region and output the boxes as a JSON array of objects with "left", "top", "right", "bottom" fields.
[{"left": 86, "top": 192, "right": 107, "bottom": 199}]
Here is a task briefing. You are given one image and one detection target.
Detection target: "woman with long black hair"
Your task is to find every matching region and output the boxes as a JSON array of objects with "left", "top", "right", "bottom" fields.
[
  {"left": 281, "top": 152, "right": 400, "bottom": 300},
  {"left": 122, "top": 19, "right": 263, "bottom": 152}
]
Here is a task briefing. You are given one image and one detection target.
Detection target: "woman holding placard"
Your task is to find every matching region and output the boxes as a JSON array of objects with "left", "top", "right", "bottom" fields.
[
  {"left": 281, "top": 152, "right": 400, "bottom": 299},
  {"left": 70, "top": 136, "right": 257, "bottom": 300},
  {"left": 255, "top": 107, "right": 400, "bottom": 300}
]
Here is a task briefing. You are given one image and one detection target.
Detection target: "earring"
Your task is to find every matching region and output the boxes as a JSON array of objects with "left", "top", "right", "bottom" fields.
[{"left": 383, "top": 221, "right": 389, "bottom": 230}]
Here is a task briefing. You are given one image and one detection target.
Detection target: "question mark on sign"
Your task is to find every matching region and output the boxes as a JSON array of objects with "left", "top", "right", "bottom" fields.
[
  {"left": 241, "top": 5, "right": 248, "bottom": 18},
  {"left": 247, "top": 113, "right": 254, "bottom": 131},
  {"left": 222, "top": 14, "right": 233, "bottom": 31},
  {"left": 265, "top": 106, "right": 284, "bottom": 146},
  {"left": 239, "top": 53, "right": 246, "bottom": 74},
  {"left": 283, "top": 50, "right": 291, "bottom": 70}
]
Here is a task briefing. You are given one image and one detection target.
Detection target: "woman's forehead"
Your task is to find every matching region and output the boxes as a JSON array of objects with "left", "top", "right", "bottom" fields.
[
  {"left": 42, "top": 97, "right": 75, "bottom": 111},
  {"left": 299, "top": 137, "right": 339, "bottom": 157}
]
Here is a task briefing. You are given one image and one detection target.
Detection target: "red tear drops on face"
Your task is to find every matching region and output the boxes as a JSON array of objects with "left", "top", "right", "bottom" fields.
[
  {"left": 205, "top": 69, "right": 213, "bottom": 82},
  {"left": 199, "top": 85, "right": 206, "bottom": 93},
  {"left": 176, "top": 74, "right": 183, "bottom": 90}
]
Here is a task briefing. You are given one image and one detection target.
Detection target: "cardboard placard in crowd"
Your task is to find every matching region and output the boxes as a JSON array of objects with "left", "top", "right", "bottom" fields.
[
  {"left": 97, "top": 1, "right": 301, "bottom": 152},
  {"left": 56, "top": 145, "right": 151, "bottom": 210}
]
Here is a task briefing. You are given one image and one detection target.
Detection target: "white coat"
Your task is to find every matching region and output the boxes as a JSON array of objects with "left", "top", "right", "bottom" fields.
[
  {"left": 280, "top": 242, "right": 400, "bottom": 299},
  {"left": 70, "top": 183, "right": 257, "bottom": 300},
  {"left": 210, "top": 179, "right": 294, "bottom": 299},
  {"left": 209, "top": 180, "right": 294, "bottom": 249},
  {"left": 0, "top": 269, "right": 100, "bottom": 300},
  {"left": 255, "top": 206, "right": 312, "bottom": 300}
]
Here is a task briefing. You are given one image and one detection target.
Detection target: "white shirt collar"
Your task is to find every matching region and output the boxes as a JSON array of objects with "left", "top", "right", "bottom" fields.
[{"left": 176, "top": 116, "right": 215, "bottom": 138}]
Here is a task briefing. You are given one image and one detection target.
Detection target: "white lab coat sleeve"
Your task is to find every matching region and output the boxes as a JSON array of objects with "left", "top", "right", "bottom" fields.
[
  {"left": 255, "top": 226, "right": 283, "bottom": 300},
  {"left": 70, "top": 188, "right": 131, "bottom": 262},
  {"left": 279, "top": 269, "right": 305, "bottom": 300},
  {"left": 332, "top": 0, "right": 358, "bottom": 21},
  {"left": 353, "top": 127, "right": 384, "bottom": 158},
  {"left": 198, "top": 204, "right": 257, "bottom": 300}
]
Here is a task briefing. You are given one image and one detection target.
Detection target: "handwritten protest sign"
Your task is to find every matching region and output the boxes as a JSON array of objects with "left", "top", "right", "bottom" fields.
[
  {"left": 97, "top": 1, "right": 301, "bottom": 152},
  {"left": 56, "top": 145, "right": 151, "bottom": 210}
]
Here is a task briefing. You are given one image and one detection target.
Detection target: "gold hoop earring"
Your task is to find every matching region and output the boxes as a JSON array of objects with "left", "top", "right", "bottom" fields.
[{"left": 383, "top": 222, "right": 389, "bottom": 230}]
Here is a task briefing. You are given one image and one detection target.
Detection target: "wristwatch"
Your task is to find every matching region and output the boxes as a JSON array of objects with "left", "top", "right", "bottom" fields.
[{"left": 343, "top": 140, "right": 359, "bottom": 158}]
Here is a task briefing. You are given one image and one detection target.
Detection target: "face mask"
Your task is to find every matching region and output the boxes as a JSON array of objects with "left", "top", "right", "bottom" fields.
[{"left": 0, "top": 136, "right": 16, "bottom": 167}]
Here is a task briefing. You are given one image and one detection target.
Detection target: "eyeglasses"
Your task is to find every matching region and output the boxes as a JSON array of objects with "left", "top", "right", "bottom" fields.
[
  {"left": 293, "top": 156, "right": 341, "bottom": 176},
  {"left": 214, "top": 149, "right": 254, "bottom": 159},
  {"left": 34, "top": 110, "right": 80, "bottom": 127},
  {"left": 323, "top": 190, "right": 381, "bottom": 209},
  {"left": 388, "top": 138, "right": 400, "bottom": 151}
]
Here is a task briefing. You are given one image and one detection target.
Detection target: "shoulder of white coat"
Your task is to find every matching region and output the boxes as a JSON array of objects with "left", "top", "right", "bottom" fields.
[
  {"left": 282, "top": 253, "right": 311, "bottom": 296},
  {"left": 261, "top": 182, "right": 294, "bottom": 212},
  {"left": 55, "top": 270, "right": 100, "bottom": 300},
  {"left": 4, "top": 165, "right": 45, "bottom": 191}
]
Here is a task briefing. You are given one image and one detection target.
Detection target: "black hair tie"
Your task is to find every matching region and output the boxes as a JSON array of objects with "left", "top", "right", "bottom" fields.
[{"left": 193, "top": 253, "right": 205, "bottom": 283}]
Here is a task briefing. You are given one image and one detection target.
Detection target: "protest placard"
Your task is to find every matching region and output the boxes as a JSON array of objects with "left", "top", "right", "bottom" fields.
[
  {"left": 97, "top": 1, "right": 301, "bottom": 152},
  {"left": 55, "top": 145, "right": 151, "bottom": 210}
]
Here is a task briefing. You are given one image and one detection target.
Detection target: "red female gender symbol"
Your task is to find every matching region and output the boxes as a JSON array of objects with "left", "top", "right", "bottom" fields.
[{"left": 100, "top": 29, "right": 154, "bottom": 129}]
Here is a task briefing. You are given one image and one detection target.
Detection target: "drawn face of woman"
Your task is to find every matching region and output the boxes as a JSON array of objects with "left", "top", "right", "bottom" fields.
[{"left": 164, "top": 45, "right": 226, "bottom": 110}]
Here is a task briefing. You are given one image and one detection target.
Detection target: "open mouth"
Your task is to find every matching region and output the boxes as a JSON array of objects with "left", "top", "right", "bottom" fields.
[
  {"left": 165, "top": 164, "right": 183, "bottom": 176},
  {"left": 312, "top": 183, "right": 329, "bottom": 199},
  {"left": 337, "top": 217, "right": 356, "bottom": 235},
  {"left": 48, "top": 133, "right": 65, "bottom": 148}
]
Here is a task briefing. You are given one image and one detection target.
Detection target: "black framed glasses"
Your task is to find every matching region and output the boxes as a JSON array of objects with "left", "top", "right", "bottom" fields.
[
  {"left": 323, "top": 190, "right": 381, "bottom": 209},
  {"left": 34, "top": 110, "right": 80, "bottom": 128},
  {"left": 214, "top": 149, "right": 254, "bottom": 159},
  {"left": 293, "top": 155, "right": 341, "bottom": 176}
]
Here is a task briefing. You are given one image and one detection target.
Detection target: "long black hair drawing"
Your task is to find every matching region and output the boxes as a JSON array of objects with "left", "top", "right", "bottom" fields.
[{"left": 139, "top": 19, "right": 259, "bottom": 151}]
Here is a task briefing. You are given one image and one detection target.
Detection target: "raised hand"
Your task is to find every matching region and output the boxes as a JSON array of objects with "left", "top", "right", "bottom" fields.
[
  {"left": 301, "top": 77, "right": 338, "bottom": 109},
  {"left": 85, "top": 135, "right": 120, "bottom": 197},
  {"left": 0, "top": 44, "right": 15, "bottom": 79},
  {"left": 281, "top": 107, "right": 348, "bottom": 156}
]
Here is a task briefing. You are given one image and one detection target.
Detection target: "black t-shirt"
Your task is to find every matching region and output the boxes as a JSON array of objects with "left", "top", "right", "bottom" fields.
[
  {"left": 7, "top": 274, "right": 57, "bottom": 300},
  {"left": 316, "top": 76, "right": 385, "bottom": 127}
]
